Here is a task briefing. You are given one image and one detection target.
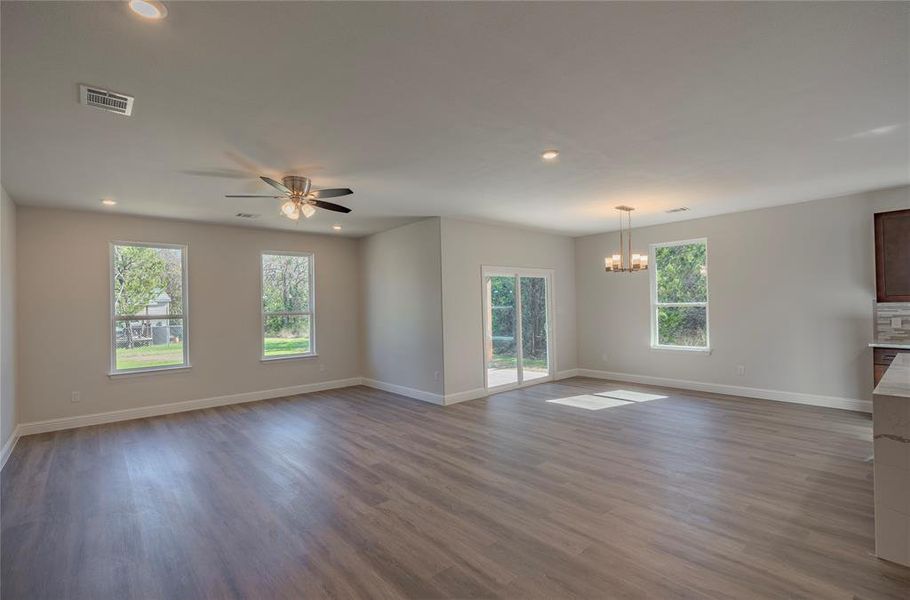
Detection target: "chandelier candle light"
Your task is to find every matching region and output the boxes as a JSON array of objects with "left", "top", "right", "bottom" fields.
[{"left": 604, "top": 206, "right": 648, "bottom": 273}]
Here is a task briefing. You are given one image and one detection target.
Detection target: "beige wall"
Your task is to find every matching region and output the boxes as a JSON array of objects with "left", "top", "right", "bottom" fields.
[
  {"left": 360, "top": 218, "right": 445, "bottom": 396},
  {"left": 1, "top": 188, "right": 17, "bottom": 447},
  {"left": 16, "top": 207, "right": 361, "bottom": 424},
  {"left": 575, "top": 186, "right": 910, "bottom": 405},
  {"left": 440, "top": 217, "right": 578, "bottom": 395},
  {"left": 10, "top": 185, "right": 909, "bottom": 427}
]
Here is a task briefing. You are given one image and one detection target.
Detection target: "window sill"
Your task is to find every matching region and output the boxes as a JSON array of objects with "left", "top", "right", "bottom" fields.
[
  {"left": 650, "top": 345, "right": 712, "bottom": 355},
  {"left": 261, "top": 353, "right": 319, "bottom": 363},
  {"left": 108, "top": 364, "right": 192, "bottom": 378}
]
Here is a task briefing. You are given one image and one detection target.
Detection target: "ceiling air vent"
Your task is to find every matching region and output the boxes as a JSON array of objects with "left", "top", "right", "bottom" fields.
[
  {"left": 235, "top": 213, "right": 260, "bottom": 219},
  {"left": 666, "top": 207, "right": 690, "bottom": 213},
  {"left": 79, "top": 84, "right": 134, "bottom": 116}
]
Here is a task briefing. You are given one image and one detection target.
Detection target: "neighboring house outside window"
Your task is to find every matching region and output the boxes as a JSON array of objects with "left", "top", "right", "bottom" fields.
[{"left": 111, "top": 242, "right": 188, "bottom": 373}]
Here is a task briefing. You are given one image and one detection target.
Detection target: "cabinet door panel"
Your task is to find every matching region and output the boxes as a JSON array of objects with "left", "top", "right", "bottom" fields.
[{"left": 875, "top": 208, "right": 910, "bottom": 302}]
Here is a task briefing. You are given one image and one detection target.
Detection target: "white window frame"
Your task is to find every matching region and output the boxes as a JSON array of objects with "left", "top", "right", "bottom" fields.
[
  {"left": 649, "top": 238, "right": 710, "bottom": 353},
  {"left": 109, "top": 241, "right": 190, "bottom": 375},
  {"left": 260, "top": 251, "right": 316, "bottom": 361}
]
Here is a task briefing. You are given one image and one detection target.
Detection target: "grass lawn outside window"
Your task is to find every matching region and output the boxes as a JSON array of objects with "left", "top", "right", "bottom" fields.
[
  {"left": 115, "top": 338, "right": 311, "bottom": 369},
  {"left": 115, "top": 342, "right": 184, "bottom": 370},
  {"left": 263, "top": 337, "right": 311, "bottom": 357}
]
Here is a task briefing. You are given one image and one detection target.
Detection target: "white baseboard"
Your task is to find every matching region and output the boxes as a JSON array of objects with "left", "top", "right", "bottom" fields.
[
  {"left": 443, "top": 372, "right": 581, "bottom": 405},
  {"left": 444, "top": 387, "right": 487, "bottom": 405},
  {"left": 17, "top": 377, "right": 364, "bottom": 437},
  {"left": 0, "top": 425, "right": 21, "bottom": 470},
  {"left": 6, "top": 366, "right": 869, "bottom": 462},
  {"left": 556, "top": 368, "right": 579, "bottom": 380},
  {"left": 7, "top": 365, "right": 868, "bottom": 469},
  {"left": 11, "top": 376, "right": 469, "bottom": 448},
  {"left": 362, "top": 378, "right": 445, "bottom": 405},
  {"left": 362, "top": 379, "right": 488, "bottom": 406},
  {"left": 443, "top": 371, "right": 579, "bottom": 405},
  {"left": 576, "top": 369, "right": 871, "bottom": 413}
]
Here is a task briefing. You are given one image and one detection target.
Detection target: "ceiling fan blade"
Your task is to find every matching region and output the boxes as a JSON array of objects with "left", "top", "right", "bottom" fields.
[
  {"left": 261, "top": 176, "right": 292, "bottom": 195},
  {"left": 311, "top": 188, "right": 353, "bottom": 199},
  {"left": 312, "top": 200, "right": 352, "bottom": 213},
  {"left": 225, "top": 194, "right": 284, "bottom": 198}
]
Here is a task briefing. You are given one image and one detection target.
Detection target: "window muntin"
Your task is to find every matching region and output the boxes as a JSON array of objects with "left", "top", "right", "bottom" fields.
[
  {"left": 261, "top": 252, "right": 315, "bottom": 359},
  {"left": 650, "top": 239, "right": 709, "bottom": 349},
  {"left": 111, "top": 242, "right": 188, "bottom": 373}
]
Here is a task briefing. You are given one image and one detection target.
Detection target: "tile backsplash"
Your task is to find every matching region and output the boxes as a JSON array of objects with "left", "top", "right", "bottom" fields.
[{"left": 875, "top": 303, "right": 910, "bottom": 343}]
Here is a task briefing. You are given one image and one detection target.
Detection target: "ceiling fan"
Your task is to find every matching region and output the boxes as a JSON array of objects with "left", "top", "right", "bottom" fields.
[{"left": 227, "top": 176, "right": 353, "bottom": 221}]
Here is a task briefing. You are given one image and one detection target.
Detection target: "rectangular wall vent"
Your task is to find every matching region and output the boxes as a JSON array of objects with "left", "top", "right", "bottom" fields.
[
  {"left": 666, "top": 207, "right": 690, "bottom": 213},
  {"left": 235, "top": 213, "right": 260, "bottom": 219},
  {"left": 79, "top": 84, "right": 134, "bottom": 116}
]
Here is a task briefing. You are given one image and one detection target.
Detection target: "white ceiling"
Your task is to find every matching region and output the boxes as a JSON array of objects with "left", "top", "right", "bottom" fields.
[{"left": 2, "top": 2, "right": 908, "bottom": 237}]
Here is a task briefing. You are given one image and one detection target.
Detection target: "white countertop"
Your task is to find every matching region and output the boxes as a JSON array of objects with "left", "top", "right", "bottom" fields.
[
  {"left": 874, "top": 353, "right": 910, "bottom": 399},
  {"left": 868, "top": 342, "right": 910, "bottom": 350}
]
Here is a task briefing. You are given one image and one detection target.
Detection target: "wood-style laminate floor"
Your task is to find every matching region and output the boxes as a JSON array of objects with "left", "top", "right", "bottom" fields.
[{"left": 3, "top": 378, "right": 910, "bottom": 599}]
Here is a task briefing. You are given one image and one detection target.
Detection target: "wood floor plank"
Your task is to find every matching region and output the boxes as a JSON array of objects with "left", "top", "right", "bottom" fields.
[{"left": 3, "top": 377, "right": 910, "bottom": 599}]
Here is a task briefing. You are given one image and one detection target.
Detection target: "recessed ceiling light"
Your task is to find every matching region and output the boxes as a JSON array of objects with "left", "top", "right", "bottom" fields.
[
  {"left": 128, "top": 0, "right": 167, "bottom": 20},
  {"left": 100, "top": 198, "right": 117, "bottom": 206},
  {"left": 541, "top": 149, "right": 560, "bottom": 160},
  {"left": 332, "top": 224, "right": 342, "bottom": 231}
]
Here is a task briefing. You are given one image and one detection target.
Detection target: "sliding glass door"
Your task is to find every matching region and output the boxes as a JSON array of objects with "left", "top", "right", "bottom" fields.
[
  {"left": 483, "top": 268, "right": 553, "bottom": 390},
  {"left": 519, "top": 276, "right": 549, "bottom": 383},
  {"left": 486, "top": 275, "right": 519, "bottom": 387}
]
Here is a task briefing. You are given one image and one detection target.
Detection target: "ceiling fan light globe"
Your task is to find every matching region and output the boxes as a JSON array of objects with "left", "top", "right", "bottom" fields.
[
  {"left": 301, "top": 203, "right": 316, "bottom": 219},
  {"left": 281, "top": 200, "right": 298, "bottom": 218}
]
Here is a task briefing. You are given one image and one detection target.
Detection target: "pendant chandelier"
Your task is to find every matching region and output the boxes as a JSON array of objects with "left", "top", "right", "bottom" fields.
[{"left": 604, "top": 206, "right": 648, "bottom": 273}]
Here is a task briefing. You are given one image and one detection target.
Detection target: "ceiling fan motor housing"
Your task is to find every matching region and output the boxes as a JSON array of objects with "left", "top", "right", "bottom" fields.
[
  {"left": 283, "top": 175, "right": 311, "bottom": 196},
  {"left": 226, "top": 175, "right": 352, "bottom": 215}
]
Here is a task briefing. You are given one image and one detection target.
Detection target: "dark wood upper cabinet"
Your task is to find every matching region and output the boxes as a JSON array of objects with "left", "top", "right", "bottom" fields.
[{"left": 875, "top": 208, "right": 910, "bottom": 302}]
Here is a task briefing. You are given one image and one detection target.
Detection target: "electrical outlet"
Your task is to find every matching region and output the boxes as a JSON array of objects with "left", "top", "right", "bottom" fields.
[
  {"left": 602, "top": 353, "right": 609, "bottom": 363},
  {"left": 892, "top": 317, "right": 903, "bottom": 329},
  {"left": 319, "top": 364, "right": 326, "bottom": 373},
  {"left": 736, "top": 365, "right": 745, "bottom": 376},
  {"left": 71, "top": 391, "right": 81, "bottom": 403}
]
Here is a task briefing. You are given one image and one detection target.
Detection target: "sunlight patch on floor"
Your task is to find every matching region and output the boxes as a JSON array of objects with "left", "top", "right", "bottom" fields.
[
  {"left": 546, "top": 389, "right": 668, "bottom": 410},
  {"left": 547, "top": 395, "right": 632, "bottom": 410},
  {"left": 594, "top": 389, "right": 668, "bottom": 402}
]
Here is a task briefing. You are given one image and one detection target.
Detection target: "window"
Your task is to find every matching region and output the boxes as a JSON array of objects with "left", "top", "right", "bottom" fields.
[
  {"left": 111, "top": 242, "right": 188, "bottom": 373},
  {"left": 649, "top": 238, "right": 709, "bottom": 350},
  {"left": 261, "top": 252, "right": 315, "bottom": 359}
]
